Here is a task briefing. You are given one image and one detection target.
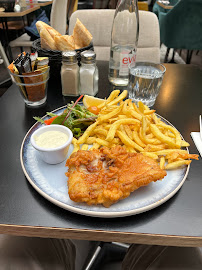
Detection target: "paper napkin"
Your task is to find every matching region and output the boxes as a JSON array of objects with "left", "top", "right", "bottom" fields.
[{"left": 190, "top": 132, "right": 202, "bottom": 158}]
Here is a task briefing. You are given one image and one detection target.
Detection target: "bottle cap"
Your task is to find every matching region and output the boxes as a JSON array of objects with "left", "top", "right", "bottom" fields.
[
  {"left": 80, "top": 50, "right": 96, "bottom": 64},
  {"left": 62, "top": 51, "right": 77, "bottom": 63}
]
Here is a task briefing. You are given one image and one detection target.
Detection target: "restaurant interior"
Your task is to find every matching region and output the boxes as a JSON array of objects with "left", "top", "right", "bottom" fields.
[{"left": 0, "top": 0, "right": 202, "bottom": 269}]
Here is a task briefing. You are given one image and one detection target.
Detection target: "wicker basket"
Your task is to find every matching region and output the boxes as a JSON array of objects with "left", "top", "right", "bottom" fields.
[{"left": 32, "top": 39, "right": 94, "bottom": 85}]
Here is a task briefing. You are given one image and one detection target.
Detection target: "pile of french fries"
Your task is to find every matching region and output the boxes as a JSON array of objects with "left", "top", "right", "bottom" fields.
[{"left": 72, "top": 90, "right": 198, "bottom": 170}]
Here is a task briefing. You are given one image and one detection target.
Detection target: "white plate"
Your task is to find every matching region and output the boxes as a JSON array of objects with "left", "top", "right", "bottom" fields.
[{"left": 20, "top": 106, "right": 190, "bottom": 218}]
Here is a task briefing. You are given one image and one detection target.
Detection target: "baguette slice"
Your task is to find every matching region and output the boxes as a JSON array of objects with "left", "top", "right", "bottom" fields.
[
  {"left": 55, "top": 35, "right": 75, "bottom": 51},
  {"left": 40, "top": 28, "right": 57, "bottom": 50},
  {"left": 36, "top": 21, "right": 61, "bottom": 39},
  {"left": 72, "top": 19, "right": 92, "bottom": 49},
  {"left": 36, "top": 21, "right": 48, "bottom": 33}
]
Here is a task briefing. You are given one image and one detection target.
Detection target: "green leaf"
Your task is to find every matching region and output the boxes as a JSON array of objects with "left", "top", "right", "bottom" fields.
[
  {"left": 46, "top": 112, "right": 57, "bottom": 117},
  {"left": 33, "top": 117, "right": 45, "bottom": 125},
  {"left": 51, "top": 114, "right": 67, "bottom": 125}
]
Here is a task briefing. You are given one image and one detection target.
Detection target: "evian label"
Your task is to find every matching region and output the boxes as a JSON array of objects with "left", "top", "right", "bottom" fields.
[{"left": 119, "top": 53, "right": 136, "bottom": 76}]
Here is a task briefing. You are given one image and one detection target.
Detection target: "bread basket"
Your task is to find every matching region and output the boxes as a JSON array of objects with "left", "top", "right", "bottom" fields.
[{"left": 32, "top": 39, "right": 94, "bottom": 85}]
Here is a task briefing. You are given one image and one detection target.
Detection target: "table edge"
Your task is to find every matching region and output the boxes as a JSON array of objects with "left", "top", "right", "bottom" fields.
[
  {"left": 0, "top": 224, "right": 202, "bottom": 247},
  {"left": 0, "top": 6, "right": 39, "bottom": 17}
]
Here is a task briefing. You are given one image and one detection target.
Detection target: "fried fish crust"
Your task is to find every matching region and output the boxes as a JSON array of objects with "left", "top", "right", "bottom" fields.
[{"left": 66, "top": 146, "right": 167, "bottom": 207}]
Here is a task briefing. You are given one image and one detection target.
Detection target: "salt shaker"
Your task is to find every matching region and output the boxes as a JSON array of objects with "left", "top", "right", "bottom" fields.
[
  {"left": 79, "top": 50, "right": 98, "bottom": 96},
  {"left": 61, "top": 51, "right": 79, "bottom": 96}
]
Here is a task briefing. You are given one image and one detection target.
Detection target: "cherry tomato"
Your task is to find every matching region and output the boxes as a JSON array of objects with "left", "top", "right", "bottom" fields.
[{"left": 88, "top": 106, "right": 100, "bottom": 115}]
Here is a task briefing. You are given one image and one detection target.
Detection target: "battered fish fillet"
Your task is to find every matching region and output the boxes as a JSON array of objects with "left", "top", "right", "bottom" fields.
[{"left": 66, "top": 146, "right": 167, "bottom": 207}]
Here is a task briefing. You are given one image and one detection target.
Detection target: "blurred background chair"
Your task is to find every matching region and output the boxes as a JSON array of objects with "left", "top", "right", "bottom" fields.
[
  {"left": 9, "top": 0, "right": 69, "bottom": 59},
  {"left": 153, "top": 0, "right": 179, "bottom": 18},
  {"left": 155, "top": 0, "right": 202, "bottom": 63},
  {"left": 69, "top": 9, "right": 160, "bottom": 62}
]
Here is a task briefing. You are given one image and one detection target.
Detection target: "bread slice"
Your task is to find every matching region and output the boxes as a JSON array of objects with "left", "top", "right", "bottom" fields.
[
  {"left": 46, "top": 25, "right": 62, "bottom": 39},
  {"left": 72, "top": 19, "right": 92, "bottom": 49},
  {"left": 55, "top": 35, "right": 75, "bottom": 51},
  {"left": 36, "top": 21, "right": 47, "bottom": 33},
  {"left": 40, "top": 28, "right": 57, "bottom": 50}
]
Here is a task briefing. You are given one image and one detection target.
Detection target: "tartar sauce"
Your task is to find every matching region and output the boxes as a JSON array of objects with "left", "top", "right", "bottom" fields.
[{"left": 35, "top": 131, "right": 68, "bottom": 149}]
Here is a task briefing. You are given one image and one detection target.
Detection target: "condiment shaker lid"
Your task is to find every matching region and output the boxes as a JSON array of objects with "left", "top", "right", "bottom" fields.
[
  {"left": 80, "top": 50, "right": 96, "bottom": 64},
  {"left": 62, "top": 51, "right": 77, "bottom": 63}
]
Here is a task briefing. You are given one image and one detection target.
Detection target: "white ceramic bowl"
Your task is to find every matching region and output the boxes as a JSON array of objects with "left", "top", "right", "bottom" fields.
[{"left": 31, "top": 124, "right": 73, "bottom": 164}]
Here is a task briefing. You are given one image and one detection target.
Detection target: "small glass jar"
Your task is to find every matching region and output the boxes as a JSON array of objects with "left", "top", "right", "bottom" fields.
[
  {"left": 61, "top": 51, "right": 79, "bottom": 96},
  {"left": 79, "top": 50, "right": 99, "bottom": 96}
]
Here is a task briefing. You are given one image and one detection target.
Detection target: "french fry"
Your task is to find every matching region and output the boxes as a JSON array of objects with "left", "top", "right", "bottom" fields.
[
  {"left": 166, "top": 152, "right": 199, "bottom": 162},
  {"left": 76, "top": 90, "right": 198, "bottom": 170},
  {"left": 96, "top": 138, "right": 110, "bottom": 147},
  {"left": 116, "top": 130, "right": 144, "bottom": 152},
  {"left": 106, "top": 119, "right": 140, "bottom": 142},
  {"left": 126, "top": 146, "right": 137, "bottom": 153},
  {"left": 144, "top": 109, "right": 156, "bottom": 115},
  {"left": 138, "top": 101, "right": 145, "bottom": 113},
  {"left": 97, "top": 90, "right": 120, "bottom": 109},
  {"left": 124, "top": 125, "right": 133, "bottom": 140},
  {"left": 90, "top": 142, "right": 100, "bottom": 150},
  {"left": 133, "top": 102, "right": 143, "bottom": 115},
  {"left": 107, "top": 90, "right": 128, "bottom": 106},
  {"left": 81, "top": 144, "right": 89, "bottom": 150},
  {"left": 108, "top": 117, "right": 119, "bottom": 123},
  {"left": 180, "top": 140, "right": 190, "bottom": 147},
  {"left": 72, "top": 137, "right": 80, "bottom": 153},
  {"left": 144, "top": 144, "right": 166, "bottom": 152},
  {"left": 86, "top": 137, "right": 96, "bottom": 144},
  {"left": 154, "top": 149, "right": 188, "bottom": 156},
  {"left": 160, "top": 156, "right": 166, "bottom": 169},
  {"left": 150, "top": 124, "right": 181, "bottom": 149},
  {"left": 157, "top": 122, "right": 181, "bottom": 148},
  {"left": 122, "top": 99, "right": 130, "bottom": 115},
  {"left": 133, "top": 130, "right": 146, "bottom": 148},
  {"left": 93, "top": 128, "right": 108, "bottom": 137},
  {"left": 98, "top": 104, "right": 123, "bottom": 123},
  {"left": 152, "top": 113, "right": 160, "bottom": 124},
  {"left": 128, "top": 100, "right": 142, "bottom": 120},
  {"left": 78, "top": 122, "right": 98, "bottom": 144},
  {"left": 165, "top": 160, "right": 191, "bottom": 170},
  {"left": 141, "top": 152, "right": 158, "bottom": 159},
  {"left": 141, "top": 117, "right": 160, "bottom": 145}
]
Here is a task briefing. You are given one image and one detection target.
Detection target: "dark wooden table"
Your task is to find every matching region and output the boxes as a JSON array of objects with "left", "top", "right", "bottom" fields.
[{"left": 0, "top": 62, "right": 202, "bottom": 247}]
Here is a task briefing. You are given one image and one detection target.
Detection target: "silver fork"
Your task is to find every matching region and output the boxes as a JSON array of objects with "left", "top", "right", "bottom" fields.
[{"left": 199, "top": 115, "right": 202, "bottom": 141}]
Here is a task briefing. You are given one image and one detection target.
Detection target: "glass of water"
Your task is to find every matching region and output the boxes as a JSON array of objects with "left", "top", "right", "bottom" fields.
[{"left": 128, "top": 62, "right": 166, "bottom": 107}]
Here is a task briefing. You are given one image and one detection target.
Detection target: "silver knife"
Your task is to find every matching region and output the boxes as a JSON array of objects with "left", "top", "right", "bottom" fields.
[{"left": 200, "top": 115, "right": 202, "bottom": 141}]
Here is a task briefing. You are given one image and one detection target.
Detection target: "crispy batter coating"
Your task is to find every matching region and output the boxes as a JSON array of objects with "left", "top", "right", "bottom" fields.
[{"left": 66, "top": 146, "right": 167, "bottom": 207}]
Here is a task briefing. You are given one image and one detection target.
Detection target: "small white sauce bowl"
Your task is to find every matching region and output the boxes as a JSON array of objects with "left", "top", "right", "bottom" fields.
[{"left": 31, "top": 124, "right": 73, "bottom": 164}]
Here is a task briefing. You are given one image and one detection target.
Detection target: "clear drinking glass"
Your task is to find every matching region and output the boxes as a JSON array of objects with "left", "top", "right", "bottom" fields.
[
  {"left": 128, "top": 62, "right": 166, "bottom": 107},
  {"left": 9, "top": 67, "right": 50, "bottom": 107}
]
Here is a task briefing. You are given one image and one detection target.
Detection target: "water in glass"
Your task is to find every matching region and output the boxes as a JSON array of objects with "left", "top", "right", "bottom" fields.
[{"left": 128, "top": 64, "right": 165, "bottom": 107}]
